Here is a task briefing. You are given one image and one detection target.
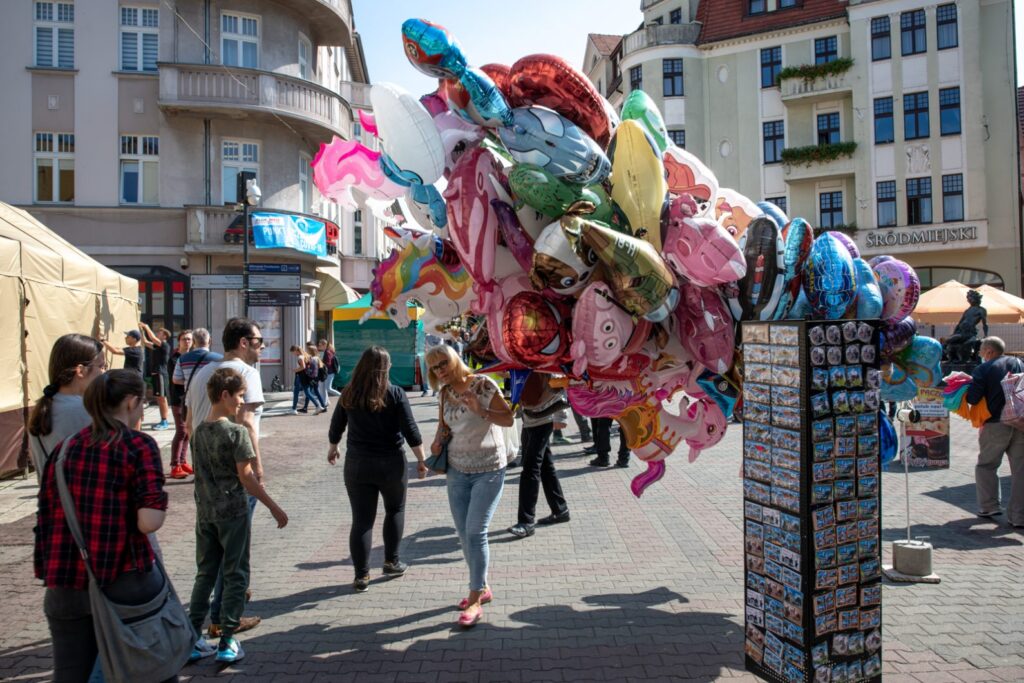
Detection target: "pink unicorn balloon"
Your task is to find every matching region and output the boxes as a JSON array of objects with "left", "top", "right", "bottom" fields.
[{"left": 312, "top": 136, "right": 406, "bottom": 209}]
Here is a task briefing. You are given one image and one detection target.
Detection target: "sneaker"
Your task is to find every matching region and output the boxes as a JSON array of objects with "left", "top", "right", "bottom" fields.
[
  {"left": 508, "top": 523, "right": 535, "bottom": 538},
  {"left": 589, "top": 455, "right": 611, "bottom": 467},
  {"left": 537, "top": 511, "right": 571, "bottom": 525},
  {"left": 290, "top": 409, "right": 299, "bottom": 415},
  {"left": 215, "top": 637, "right": 245, "bottom": 664},
  {"left": 579, "top": 433, "right": 593, "bottom": 443},
  {"left": 297, "top": 408, "right": 309, "bottom": 414},
  {"left": 615, "top": 457, "right": 631, "bottom": 468},
  {"left": 180, "top": 462, "right": 194, "bottom": 475},
  {"left": 353, "top": 575, "right": 370, "bottom": 593},
  {"left": 583, "top": 445, "right": 599, "bottom": 455},
  {"left": 383, "top": 560, "right": 408, "bottom": 576},
  {"left": 153, "top": 420, "right": 171, "bottom": 431},
  {"left": 169, "top": 465, "right": 188, "bottom": 479},
  {"left": 318, "top": 406, "right": 329, "bottom": 414},
  {"left": 189, "top": 638, "right": 217, "bottom": 663},
  {"left": 551, "top": 435, "right": 571, "bottom": 446},
  {"left": 977, "top": 509, "right": 1002, "bottom": 518}
]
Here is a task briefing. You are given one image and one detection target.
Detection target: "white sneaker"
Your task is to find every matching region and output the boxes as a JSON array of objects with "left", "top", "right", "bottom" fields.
[
  {"left": 189, "top": 637, "right": 217, "bottom": 662},
  {"left": 291, "top": 409, "right": 299, "bottom": 415}
]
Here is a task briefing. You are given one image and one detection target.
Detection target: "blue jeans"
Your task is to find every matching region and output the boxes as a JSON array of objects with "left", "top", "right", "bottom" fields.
[
  {"left": 446, "top": 466, "right": 505, "bottom": 591},
  {"left": 292, "top": 376, "right": 325, "bottom": 410},
  {"left": 210, "top": 494, "right": 257, "bottom": 625}
]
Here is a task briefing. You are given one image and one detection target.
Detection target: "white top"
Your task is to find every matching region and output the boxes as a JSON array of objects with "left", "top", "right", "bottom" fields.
[
  {"left": 442, "top": 375, "right": 508, "bottom": 474},
  {"left": 185, "top": 358, "right": 265, "bottom": 436},
  {"left": 29, "top": 393, "right": 91, "bottom": 482}
]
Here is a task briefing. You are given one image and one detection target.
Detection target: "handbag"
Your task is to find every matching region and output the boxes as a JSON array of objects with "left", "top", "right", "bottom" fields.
[
  {"left": 425, "top": 387, "right": 451, "bottom": 473},
  {"left": 53, "top": 440, "right": 193, "bottom": 683},
  {"left": 1000, "top": 359, "right": 1024, "bottom": 431}
]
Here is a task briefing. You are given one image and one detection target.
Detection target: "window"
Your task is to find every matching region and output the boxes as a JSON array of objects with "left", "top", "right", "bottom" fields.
[
  {"left": 749, "top": 0, "right": 766, "bottom": 15},
  {"left": 874, "top": 97, "right": 894, "bottom": 144},
  {"left": 817, "top": 112, "right": 840, "bottom": 145},
  {"left": 669, "top": 8, "right": 682, "bottom": 24},
  {"left": 221, "top": 12, "right": 258, "bottom": 68},
  {"left": 119, "top": 135, "right": 158, "bottom": 204},
  {"left": 298, "top": 35, "right": 311, "bottom": 80},
  {"left": 939, "top": 87, "right": 960, "bottom": 136},
  {"left": 907, "top": 177, "right": 932, "bottom": 225},
  {"left": 35, "top": 2, "right": 74, "bottom": 68},
  {"left": 763, "top": 120, "right": 784, "bottom": 164},
  {"left": 668, "top": 130, "right": 685, "bottom": 148},
  {"left": 942, "top": 174, "right": 963, "bottom": 221},
  {"left": 903, "top": 92, "right": 929, "bottom": 140},
  {"left": 663, "top": 59, "right": 683, "bottom": 97},
  {"left": 819, "top": 192, "right": 843, "bottom": 229},
  {"left": 876, "top": 181, "right": 896, "bottom": 227},
  {"left": 871, "top": 17, "right": 891, "bottom": 61},
  {"left": 299, "top": 153, "right": 311, "bottom": 213},
  {"left": 901, "top": 10, "right": 926, "bottom": 56},
  {"left": 353, "top": 209, "right": 363, "bottom": 255},
  {"left": 761, "top": 46, "right": 781, "bottom": 88},
  {"left": 629, "top": 65, "right": 642, "bottom": 92},
  {"left": 652, "top": 16, "right": 664, "bottom": 25},
  {"left": 815, "top": 36, "right": 838, "bottom": 64},
  {"left": 766, "top": 197, "right": 787, "bottom": 215},
  {"left": 221, "top": 140, "right": 259, "bottom": 204},
  {"left": 936, "top": 4, "right": 958, "bottom": 49},
  {"left": 34, "top": 132, "right": 74, "bottom": 202},
  {"left": 779, "top": 0, "right": 797, "bottom": 7},
  {"left": 120, "top": 6, "right": 158, "bottom": 72}
]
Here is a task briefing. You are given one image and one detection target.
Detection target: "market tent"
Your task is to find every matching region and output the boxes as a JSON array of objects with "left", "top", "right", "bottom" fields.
[
  {"left": 976, "top": 285, "right": 1024, "bottom": 320},
  {"left": 913, "top": 279, "right": 1024, "bottom": 324},
  {"left": 0, "top": 202, "right": 139, "bottom": 474},
  {"left": 332, "top": 294, "right": 423, "bottom": 387}
]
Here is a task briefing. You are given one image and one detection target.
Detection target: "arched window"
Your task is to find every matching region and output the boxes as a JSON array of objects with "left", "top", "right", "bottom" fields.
[{"left": 916, "top": 267, "right": 1004, "bottom": 292}]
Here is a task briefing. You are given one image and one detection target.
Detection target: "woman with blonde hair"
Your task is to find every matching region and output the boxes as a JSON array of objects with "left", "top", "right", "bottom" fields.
[
  {"left": 426, "top": 344, "right": 514, "bottom": 627},
  {"left": 289, "top": 345, "right": 326, "bottom": 414}
]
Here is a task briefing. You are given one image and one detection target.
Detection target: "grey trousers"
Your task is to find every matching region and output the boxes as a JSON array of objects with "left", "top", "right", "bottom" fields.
[{"left": 976, "top": 421, "right": 1024, "bottom": 524}]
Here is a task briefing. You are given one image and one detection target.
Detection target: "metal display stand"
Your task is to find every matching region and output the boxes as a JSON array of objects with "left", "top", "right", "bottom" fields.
[{"left": 741, "top": 320, "right": 883, "bottom": 683}]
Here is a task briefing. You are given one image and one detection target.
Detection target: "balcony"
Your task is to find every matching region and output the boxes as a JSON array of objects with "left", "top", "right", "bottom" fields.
[
  {"left": 781, "top": 71, "right": 853, "bottom": 104},
  {"left": 339, "top": 80, "right": 371, "bottom": 109},
  {"left": 158, "top": 63, "right": 352, "bottom": 143},
  {"left": 269, "top": 0, "right": 352, "bottom": 46},
  {"left": 782, "top": 154, "right": 855, "bottom": 183},
  {"left": 622, "top": 23, "right": 701, "bottom": 56},
  {"left": 184, "top": 205, "right": 339, "bottom": 266}
]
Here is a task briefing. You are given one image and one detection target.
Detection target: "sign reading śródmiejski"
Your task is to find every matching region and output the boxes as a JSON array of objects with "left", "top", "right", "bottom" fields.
[{"left": 855, "top": 220, "right": 987, "bottom": 255}]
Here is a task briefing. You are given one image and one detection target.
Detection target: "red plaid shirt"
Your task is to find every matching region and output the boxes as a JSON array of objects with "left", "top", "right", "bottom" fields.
[{"left": 34, "top": 427, "right": 168, "bottom": 589}]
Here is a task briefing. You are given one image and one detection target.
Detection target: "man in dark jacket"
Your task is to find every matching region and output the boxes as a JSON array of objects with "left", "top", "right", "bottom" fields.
[{"left": 966, "top": 337, "right": 1024, "bottom": 526}]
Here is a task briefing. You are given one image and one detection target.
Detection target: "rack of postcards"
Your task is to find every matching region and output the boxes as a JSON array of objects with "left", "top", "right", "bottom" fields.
[{"left": 742, "top": 320, "right": 883, "bottom": 683}]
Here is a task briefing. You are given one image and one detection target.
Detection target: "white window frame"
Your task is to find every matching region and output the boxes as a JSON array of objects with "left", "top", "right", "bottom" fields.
[
  {"left": 119, "top": 6, "right": 159, "bottom": 72},
  {"left": 119, "top": 134, "right": 159, "bottom": 205},
  {"left": 299, "top": 152, "right": 311, "bottom": 214},
  {"left": 34, "top": 132, "right": 75, "bottom": 203},
  {"left": 222, "top": 138, "right": 260, "bottom": 205},
  {"left": 34, "top": 1, "right": 74, "bottom": 69},
  {"left": 221, "top": 11, "right": 259, "bottom": 69},
  {"left": 298, "top": 33, "right": 311, "bottom": 80}
]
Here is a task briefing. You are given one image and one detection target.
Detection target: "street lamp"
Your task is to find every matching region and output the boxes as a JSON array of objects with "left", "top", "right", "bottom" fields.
[{"left": 237, "top": 172, "right": 261, "bottom": 317}]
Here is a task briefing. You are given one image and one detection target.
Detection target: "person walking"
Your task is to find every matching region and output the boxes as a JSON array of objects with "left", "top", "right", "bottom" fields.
[
  {"left": 327, "top": 347, "right": 427, "bottom": 593},
  {"left": 508, "top": 373, "right": 571, "bottom": 539},
  {"left": 426, "top": 344, "right": 514, "bottom": 628},
  {"left": 27, "top": 334, "right": 107, "bottom": 483},
  {"left": 167, "top": 329, "right": 194, "bottom": 478},
  {"left": 34, "top": 369, "right": 175, "bottom": 682},
  {"left": 966, "top": 336, "right": 1024, "bottom": 526},
  {"left": 139, "top": 322, "right": 172, "bottom": 430},
  {"left": 317, "top": 339, "right": 341, "bottom": 406},
  {"left": 587, "top": 417, "right": 631, "bottom": 468},
  {"left": 289, "top": 345, "right": 327, "bottom": 414}
]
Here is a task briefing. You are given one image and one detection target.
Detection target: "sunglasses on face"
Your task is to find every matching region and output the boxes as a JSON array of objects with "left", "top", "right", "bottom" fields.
[
  {"left": 245, "top": 336, "right": 264, "bottom": 348},
  {"left": 429, "top": 361, "right": 450, "bottom": 373}
]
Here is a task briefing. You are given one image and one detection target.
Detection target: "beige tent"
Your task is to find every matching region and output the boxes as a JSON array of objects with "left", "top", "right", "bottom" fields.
[{"left": 0, "top": 202, "right": 139, "bottom": 474}]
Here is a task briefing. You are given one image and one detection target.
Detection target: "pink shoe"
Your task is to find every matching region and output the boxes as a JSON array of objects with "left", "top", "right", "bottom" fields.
[
  {"left": 458, "top": 606, "right": 483, "bottom": 628},
  {"left": 457, "top": 588, "right": 493, "bottom": 610}
]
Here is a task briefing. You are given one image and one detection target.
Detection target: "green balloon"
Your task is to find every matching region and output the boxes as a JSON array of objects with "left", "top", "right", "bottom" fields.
[
  {"left": 621, "top": 90, "right": 669, "bottom": 153},
  {"left": 509, "top": 164, "right": 615, "bottom": 220}
]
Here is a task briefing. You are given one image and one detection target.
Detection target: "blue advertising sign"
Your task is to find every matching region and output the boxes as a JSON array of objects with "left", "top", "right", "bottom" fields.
[{"left": 251, "top": 212, "right": 327, "bottom": 257}]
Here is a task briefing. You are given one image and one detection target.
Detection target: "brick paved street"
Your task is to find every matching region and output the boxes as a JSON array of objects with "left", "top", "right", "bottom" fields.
[{"left": 1, "top": 394, "right": 1023, "bottom": 682}]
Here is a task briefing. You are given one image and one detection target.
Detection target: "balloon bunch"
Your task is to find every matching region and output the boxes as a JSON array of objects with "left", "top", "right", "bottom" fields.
[{"left": 311, "top": 18, "right": 942, "bottom": 496}]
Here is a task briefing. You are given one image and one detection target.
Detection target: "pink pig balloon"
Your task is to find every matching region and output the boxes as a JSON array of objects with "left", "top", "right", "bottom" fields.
[
  {"left": 661, "top": 194, "right": 746, "bottom": 286},
  {"left": 674, "top": 281, "right": 735, "bottom": 375},
  {"left": 570, "top": 282, "right": 652, "bottom": 377}
]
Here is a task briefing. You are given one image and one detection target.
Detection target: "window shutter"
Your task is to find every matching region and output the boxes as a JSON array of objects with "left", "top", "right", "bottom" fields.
[
  {"left": 142, "top": 33, "right": 157, "bottom": 71},
  {"left": 36, "top": 26, "right": 53, "bottom": 66},
  {"left": 57, "top": 27, "right": 73, "bottom": 68},
  {"left": 121, "top": 31, "right": 137, "bottom": 70}
]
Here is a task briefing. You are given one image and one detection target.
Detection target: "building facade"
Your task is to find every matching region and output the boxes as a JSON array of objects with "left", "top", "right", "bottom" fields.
[
  {"left": 0, "top": 0, "right": 386, "bottom": 386},
  {"left": 591, "top": 0, "right": 1021, "bottom": 294}
]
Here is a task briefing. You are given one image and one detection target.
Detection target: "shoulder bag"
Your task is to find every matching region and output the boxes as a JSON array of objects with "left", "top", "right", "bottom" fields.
[
  {"left": 53, "top": 440, "right": 193, "bottom": 683},
  {"left": 425, "top": 387, "right": 451, "bottom": 473}
]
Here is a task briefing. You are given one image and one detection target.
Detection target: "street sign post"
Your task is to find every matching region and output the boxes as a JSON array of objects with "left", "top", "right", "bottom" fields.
[{"left": 248, "top": 291, "right": 302, "bottom": 307}]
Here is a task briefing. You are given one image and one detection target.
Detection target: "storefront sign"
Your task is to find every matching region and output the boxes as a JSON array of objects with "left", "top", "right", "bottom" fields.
[
  {"left": 252, "top": 212, "right": 327, "bottom": 257},
  {"left": 857, "top": 221, "right": 987, "bottom": 255}
]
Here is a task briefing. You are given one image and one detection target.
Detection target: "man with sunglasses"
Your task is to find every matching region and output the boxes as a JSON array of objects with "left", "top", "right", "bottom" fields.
[{"left": 185, "top": 317, "right": 267, "bottom": 639}]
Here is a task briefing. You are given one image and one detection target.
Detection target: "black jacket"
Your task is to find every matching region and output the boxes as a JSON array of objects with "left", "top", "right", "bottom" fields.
[
  {"left": 328, "top": 385, "right": 422, "bottom": 457},
  {"left": 967, "top": 355, "right": 1024, "bottom": 423}
]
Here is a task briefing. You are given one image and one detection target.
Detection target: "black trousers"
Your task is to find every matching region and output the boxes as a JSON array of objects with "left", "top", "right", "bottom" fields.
[
  {"left": 572, "top": 409, "right": 592, "bottom": 439},
  {"left": 518, "top": 422, "right": 568, "bottom": 525},
  {"left": 591, "top": 417, "right": 630, "bottom": 460},
  {"left": 344, "top": 455, "right": 408, "bottom": 577}
]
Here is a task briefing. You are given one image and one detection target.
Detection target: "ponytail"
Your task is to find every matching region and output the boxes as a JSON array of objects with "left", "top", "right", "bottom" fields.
[
  {"left": 27, "top": 334, "right": 104, "bottom": 437},
  {"left": 83, "top": 369, "right": 146, "bottom": 445}
]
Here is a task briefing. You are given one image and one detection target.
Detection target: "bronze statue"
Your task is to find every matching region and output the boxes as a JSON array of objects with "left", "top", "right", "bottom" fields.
[{"left": 943, "top": 290, "right": 988, "bottom": 363}]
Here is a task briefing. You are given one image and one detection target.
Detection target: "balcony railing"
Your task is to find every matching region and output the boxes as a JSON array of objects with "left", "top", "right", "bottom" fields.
[
  {"left": 782, "top": 153, "right": 856, "bottom": 183},
  {"left": 159, "top": 63, "right": 352, "bottom": 141},
  {"left": 622, "top": 23, "right": 701, "bottom": 55},
  {"left": 339, "top": 81, "right": 371, "bottom": 109},
  {"left": 781, "top": 71, "right": 854, "bottom": 102}
]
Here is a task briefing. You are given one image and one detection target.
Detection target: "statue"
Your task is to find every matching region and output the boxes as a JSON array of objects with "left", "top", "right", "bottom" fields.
[{"left": 942, "top": 290, "right": 988, "bottom": 364}]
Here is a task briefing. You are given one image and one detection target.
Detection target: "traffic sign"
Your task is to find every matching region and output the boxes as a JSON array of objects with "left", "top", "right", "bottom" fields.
[
  {"left": 247, "top": 291, "right": 302, "bottom": 306},
  {"left": 249, "top": 273, "right": 301, "bottom": 290}
]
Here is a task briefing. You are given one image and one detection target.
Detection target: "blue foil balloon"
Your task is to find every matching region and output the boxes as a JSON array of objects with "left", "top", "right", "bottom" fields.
[
  {"left": 757, "top": 200, "right": 789, "bottom": 229},
  {"left": 401, "top": 19, "right": 468, "bottom": 80},
  {"left": 499, "top": 106, "right": 610, "bottom": 185},
  {"left": 379, "top": 152, "right": 419, "bottom": 187},
  {"left": 879, "top": 412, "right": 898, "bottom": 465},
  {"left": 773, "top": 217, "right": 813, "bottom": 320},
  {"left": 696, "top": 369, "right": 737, "bottom": 419},
  {"left": 881, "top": 363, "right": 919, "bottom": 402},
  {"left": 409, "top": 183, "right": 448, "bottom": 230},
  {"left": 900, "top": 335, "right": 943, "bottom": 387},
  {"left": 802, "top": 233, "right": 857, "bottom": 320},
  {"left": 852, "top": 257, "right": 884, "bottom": 319},
  {"left": 451, "top": 66, "right": 514, "bottom": 128}
]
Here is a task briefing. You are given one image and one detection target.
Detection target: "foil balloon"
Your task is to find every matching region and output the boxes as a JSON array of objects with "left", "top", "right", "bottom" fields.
[
  {"left": 483, "top": 273, "right": 532, "bottom": 365},
  {"left": 481, "top": 63, "right": 511, "bottom": 98},
  {"left": 441, "top": 66, "right": 514, "bottom": 128},
  {"left": 369, "top": 83, "right": 446, "bottom": 185},
  {"left": 868, "top": 254, "right": 894, "bottom": 268},
  {"left": 491, "top": 199, "right": 535, "bottom": 273},
  {"left": 562, "top": 215, "right": 678, "bottom": 322},
  {"left": 696, "top": 369, "right": 739, "bottom": 420},
  {"left": 727, "top": 216, "right": 785, "bottom": 322},
  {"left": 880, "top": 317, "right": 916, "bottom": 360},
  {"left": 898, "top": 335, "right": 943, "bottom": 388},
  {"left": 419, "top": 92, "right": 447, "bottom": 118},
  {"left": 827, "top": 231, "right": 861, "bottom": 259},
  {"left": 757, "top": 200, "right": 789, "bottom": 230},
  {"left": 772, "top": 216, "right": 813, "bottom": 320},
  {"left": 502, "top": 290, "right": 573, "bottom": 373},
  {"left": 311, "top": 137, "right": 406, "bottom": 209},
  {"left": 620, "top": 89, "right": 668, "bottom": 153},
  {"left": 570, "top": 281, "right": 652, "bottom": 376},
  {"left": 508, "top": 53, "right": 613, "bottom": 149},
  {"left": 714, "top": 187, "right": 761, "bottom": 242},
  {"left": 852, "top": 257, "right": 884, "bottom": 319},
  {"left": 684, "top": 399, "right": 727, "bottom": 462},
  {"left": 881, "top": 362, "right": 918, "bottom": 402},
  {"left": 661, "top": 194, "right": 746, "bottom": 286},
  {"left": 357, "top": 109, "right": 379, "bottom": 137},
  {"left": 663, "top": 146, "right": 719, "bottom": 217},
  {"left": 405, "top": 183, "right": 447, "bottom": 232},
  {"left": 530, "top": 220, "right": 597, "bottom": 296},
  {"left": 879, "top": 412, "right": 898, "bottom": 465},
  {"left": 401, "top": 18, "right": 467, "bottom": 80},
  {"left": 498, "top": 106, "right": 611, "bottom": 185},
  {"left": 802, "top": 233, "right": 857, "bottom": 320},
  {"left": 379, "top": 151, "right": 419, "bottom": 187},
  {"left": 675, "top": 281, "right": 735, "bottom": 374},
  {"left": 507, "top": 164, "right": 613, "bottom": 221},
  {"left": 787, "top": 288, "right": 812, "bottom": 320},
  {"left": 608, "top": 120, "right": 668, "bottom": 251},
  {"left": 507, "top": 368, "right": 531, "bottom": 407},
  {"left": 433, "top": 111, "right": 485, "bottom": 178},
  {"left": 873, "top": 258, "right": 920, "bottom": 323},
  {"left": 444, "top": 145, "right": 503, "bottom": 299}
]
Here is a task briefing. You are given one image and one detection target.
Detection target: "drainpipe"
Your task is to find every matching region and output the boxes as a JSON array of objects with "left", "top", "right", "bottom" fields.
[
  {"left": 1013, "top": 3, "right": 1024, "bottom": 294},
  {"left": 203, "top": 0, "right": 211, "bottom": 64},
  {"left": 203, "top": 119, "right": 211, "bottom": 205}
]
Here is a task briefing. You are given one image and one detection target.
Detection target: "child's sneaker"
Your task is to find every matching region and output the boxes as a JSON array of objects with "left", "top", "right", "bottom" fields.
[
  {"left": 189, "top": 638, "right": 217, "bottom": 663},
  {"left": 215, "top": 637, "right": 245, "bottom": 664},
  {"left": 153, "top": 420, "right": 171, "bottom": 431},
  {"left": 169, "top": 465, "right": 188, "bottom": 479},
  {"left": 181, "top": 462, "right": 194, "bottom": 475}
]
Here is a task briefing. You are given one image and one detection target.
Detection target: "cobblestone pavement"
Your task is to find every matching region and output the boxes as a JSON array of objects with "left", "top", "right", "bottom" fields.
[{"left": 1, "top": 394, "right": 1023, "bottom": 682}]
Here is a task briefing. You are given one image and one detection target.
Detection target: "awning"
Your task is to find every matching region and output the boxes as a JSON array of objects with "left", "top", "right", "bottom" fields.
[
  {"left": 914, "top": 279, "right": 1024, "bottom": 324},
  {"left": 316, "top": 265, "right": 360, "bottom": 310}
]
